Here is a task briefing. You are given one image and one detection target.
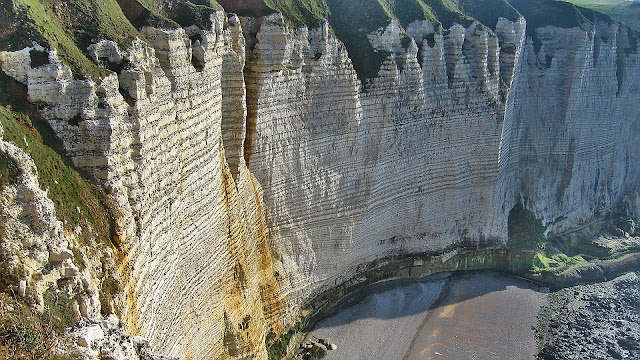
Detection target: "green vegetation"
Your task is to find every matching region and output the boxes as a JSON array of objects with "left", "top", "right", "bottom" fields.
[
  {"left": 0, "top": 293, "right": 57, "bottom": 359},
  {"left": 507, "top": 0, "right": 615, "bottom": 35},
  {"left": 420, "top": 0, "right": 474, "bottom": 29},
  {"left": 42, "top": 289, "right": 77, "bottom": 333},
  {"left": 559, "top": 0, "right": 640, "bottom": 31},
  {"left": 135, "top": 0, "right": 224, "bottom": 30},
  {"left": 266, "top": 318, "right": 305, "bottom": 360},
  {"left": 325, "top": 0, "right": 392, "bottom": 83},
  {"left": 378, "top": 0, "right": 439, "bottom": 26},
  {"left": 506, "top": 202, "right": 592, "bottom": 275},
  {"left": 321, "top": 0, "right": 472, "bottom": 82},
  {"left": 3, "top": 0, "right": 141, "bottom": 80},
  {"left": 458, "top": 0, "right": 521, "bottom": 28},
  {"left": 264, "top": 0, "right": 330, "bottom": 27},
  {"left": 0, "top": 0, "right": 224, "bottom": 81},
  {"left": 322, "top": 0, "right": 522, "bottom": 83},
  {"left": 532, "top": 252, "right": 588, "bottom": 274},
  {"left": 0, "top": 78, "right": 116, "bottom": 357},
  {"left": 0, "top": 103, "right": 112, "bottom": 251},
  {"left": 0, "top": 154, "right": 20, "bottom": 189}
]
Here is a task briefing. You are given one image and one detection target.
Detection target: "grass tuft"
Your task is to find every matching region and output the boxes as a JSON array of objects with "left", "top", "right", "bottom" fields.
[
  {"left": 0, "top": 153, "right": 20, "bottom": 189},
  {"left": 0, "top": 293, "right": 58, "bottom": 359}
]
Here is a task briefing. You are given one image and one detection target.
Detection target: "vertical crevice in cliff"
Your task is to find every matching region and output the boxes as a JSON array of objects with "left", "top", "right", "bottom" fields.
[
  {"left": 615, "top": 28, "right": 626, "bottom": 97},
  {"left": 221, "top": 51, "right": 247, "bottom": 181},
  {"left": 242, "top": 77, "right": 258, "bottom": 169},
  {"left": 239, "top": 17, "right": 262, "bottom": 168},
  {"left": 592, "top": 28, "right": 601, "bottom": 69},
  {"left": 556, "top": 139, "right": 576, "bottom": 204}
]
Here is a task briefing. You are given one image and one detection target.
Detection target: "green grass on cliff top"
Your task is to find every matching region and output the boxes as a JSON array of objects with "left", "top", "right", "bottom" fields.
[
  {"left": 2, "top": 0, "right": 140, "bottom": 80},
  {"left": 0, "top": 0, "right": 223, "bottom": 81},
  {"left": 262, "top": 0, "right": 521, "bottom": 29},
  {"left": 559, "top": 0, "right": 640, "bottom": 31},
  {"left": 263, "top": 0, "right": 330, "bottom": 27}
]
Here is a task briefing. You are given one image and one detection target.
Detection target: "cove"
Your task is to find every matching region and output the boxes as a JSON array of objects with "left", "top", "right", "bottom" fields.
[{"left": 309, "top": 271, "right": 548, "bottom": 360}]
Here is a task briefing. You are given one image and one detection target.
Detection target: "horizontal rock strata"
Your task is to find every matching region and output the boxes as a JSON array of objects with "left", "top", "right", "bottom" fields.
[{"left": 1, "top": 6, "right": 640, "bottom": 360}]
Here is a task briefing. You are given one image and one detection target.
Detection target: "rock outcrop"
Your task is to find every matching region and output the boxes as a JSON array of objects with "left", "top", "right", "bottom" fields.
[
  {"left": 1, "top": 1, "right": 639, "bottom": 359},
  {"left": 537, "top": 272, "right": 640, "bottom": 359},
  {"left": 0, "top": 115, "right": 103, "bottom": 320}
]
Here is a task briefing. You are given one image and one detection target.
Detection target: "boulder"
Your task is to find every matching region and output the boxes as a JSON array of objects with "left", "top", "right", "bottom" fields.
[{"left": 73, "top": 325, "right": 105, "bottom": 348}]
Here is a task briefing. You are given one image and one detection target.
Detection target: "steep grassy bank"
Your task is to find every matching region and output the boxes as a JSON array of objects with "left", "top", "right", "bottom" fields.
[
  {"left": 0, "top": 0, "right": 224, "bottom": 80},
  {"left": 0, "top": 73, "right": 118, "bottom": 358},
  {"left": 560, "top": 0, "right": 640, "bottom": 31}
]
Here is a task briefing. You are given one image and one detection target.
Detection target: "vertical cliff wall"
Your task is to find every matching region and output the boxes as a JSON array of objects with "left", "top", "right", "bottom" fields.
[
  {"left": 242, "top": 15, "right": 527, "bottom": 304},
  {"left": 2, "top": 2, "right": 640, "bottom": 359},
  {"left": 2, "top": 13, "right": 287, "bottom": 359},
  {"left": 499, "top": 21, "right": 640, "bottom": 233}
]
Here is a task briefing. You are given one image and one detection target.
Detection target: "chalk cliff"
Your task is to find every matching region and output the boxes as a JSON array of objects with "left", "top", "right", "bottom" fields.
[{"left": 1, "top": 0, "right": 639, "bottom": 358}]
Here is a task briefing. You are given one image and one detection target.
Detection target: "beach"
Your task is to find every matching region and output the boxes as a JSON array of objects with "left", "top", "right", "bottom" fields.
[{"left": 310, "top": 271, "right": 548, "bottom": 360}]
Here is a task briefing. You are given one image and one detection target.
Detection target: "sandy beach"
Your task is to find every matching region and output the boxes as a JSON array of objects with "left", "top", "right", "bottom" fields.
[{"left": 310, "top": 271, "right": 548, "bottom": 360}]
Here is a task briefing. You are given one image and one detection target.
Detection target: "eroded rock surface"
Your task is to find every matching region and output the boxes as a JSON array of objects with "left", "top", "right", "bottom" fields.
[
  {"left": 0, "top": 5, "right": 639, "bottom": 359},
  {"left": 538, "top": 272, "right": 640, "bottom": 360}
]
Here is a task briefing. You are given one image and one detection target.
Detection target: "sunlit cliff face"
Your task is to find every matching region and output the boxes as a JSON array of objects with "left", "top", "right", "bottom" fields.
[{"left": 1, "top": 1, "right": 639, "bottom": 358}]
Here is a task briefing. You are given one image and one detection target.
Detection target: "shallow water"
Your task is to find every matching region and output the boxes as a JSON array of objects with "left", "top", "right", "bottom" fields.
[{"left": 309, "top": 271, "right": 547, "bottom": 360}]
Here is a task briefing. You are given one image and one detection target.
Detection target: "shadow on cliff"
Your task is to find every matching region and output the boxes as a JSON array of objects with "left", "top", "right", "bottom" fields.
[{"left": 310, "top": 270, "right": 546, "bottom": 330}]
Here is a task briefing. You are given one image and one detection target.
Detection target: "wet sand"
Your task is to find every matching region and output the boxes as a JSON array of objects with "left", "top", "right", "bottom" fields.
[{"left": 309, "top": 271, "right": 547, "bottom": 360}]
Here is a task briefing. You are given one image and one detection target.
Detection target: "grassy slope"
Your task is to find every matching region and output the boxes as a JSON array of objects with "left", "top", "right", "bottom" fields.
[
  {"left": 458, "top": 0, "right": 521, "bottom": 27},
  {"left": 0, "top": 0, "right": 224, "bottom": 81},
  {"left": 0, "top": 77, "right": 115, "bottom": 358},
  {"left": 263, "top": 0, "right": 330, "bottom": 27},
  {"left": 0, "top": 102, "right": 112, "bottom": 251},
  {"left": 3, "top": 0, "right": 140, "bottom": 80},
  {"left": 325, "top": 0, "right": 392, "bottom": 82},
  {"left": 560, "top": 0, "right": 640, "bottom": 31},
  {"left": 507, "top": 0, "right": 589, "bottom": 34},
  {"left": 507, "top": 0, "right": 638, "bottom": 54}
]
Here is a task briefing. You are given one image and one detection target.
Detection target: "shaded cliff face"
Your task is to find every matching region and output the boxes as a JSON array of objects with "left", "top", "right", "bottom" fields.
[
  {"left": 500, "top": 22, "right": 640, "bottom": 233},
  {"left": 1, "top": 0, "right": 640, "bottom": 358}
]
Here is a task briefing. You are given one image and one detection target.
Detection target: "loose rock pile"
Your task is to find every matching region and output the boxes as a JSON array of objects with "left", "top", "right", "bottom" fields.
[
  {"left": 297, "top": 337, "right": 337, "bottom": 359},
  {"left": 537, "top": 272, "right": 640, "bottom": 360},
  {"left": 59, "top": 315, "right": 175, "bottom": 360}
]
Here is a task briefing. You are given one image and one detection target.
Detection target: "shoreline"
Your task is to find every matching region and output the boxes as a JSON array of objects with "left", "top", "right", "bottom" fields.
[
  {"left": 279, "top": 244, "right": 640, "bottom": 359},
  {"left": 308, "top": 271, "right": 548, "bottom": 360}
]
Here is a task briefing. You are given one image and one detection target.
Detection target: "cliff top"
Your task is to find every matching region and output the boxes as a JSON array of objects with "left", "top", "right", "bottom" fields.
[
  {"left": 1, "top": 0, "right": 636, "bottom": 83},
  {"left": 0, "top": 0, "right": 223, "bottom": 80}
]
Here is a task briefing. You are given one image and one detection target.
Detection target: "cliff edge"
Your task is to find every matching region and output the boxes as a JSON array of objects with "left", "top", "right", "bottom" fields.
[{"left": 0, "top": 0, "right": 639, "bottom": 359}]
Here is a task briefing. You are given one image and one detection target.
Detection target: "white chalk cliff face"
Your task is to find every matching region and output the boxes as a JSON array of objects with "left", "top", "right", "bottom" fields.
[
  {"left": 499, "top": 22, "right": 640, "bottom": 234},
  {"left": 241, "top": 16, "right": 518, "bottom": 304},
  {"left": 2, "top": 9, "right": 640, "bottom": 359}
]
